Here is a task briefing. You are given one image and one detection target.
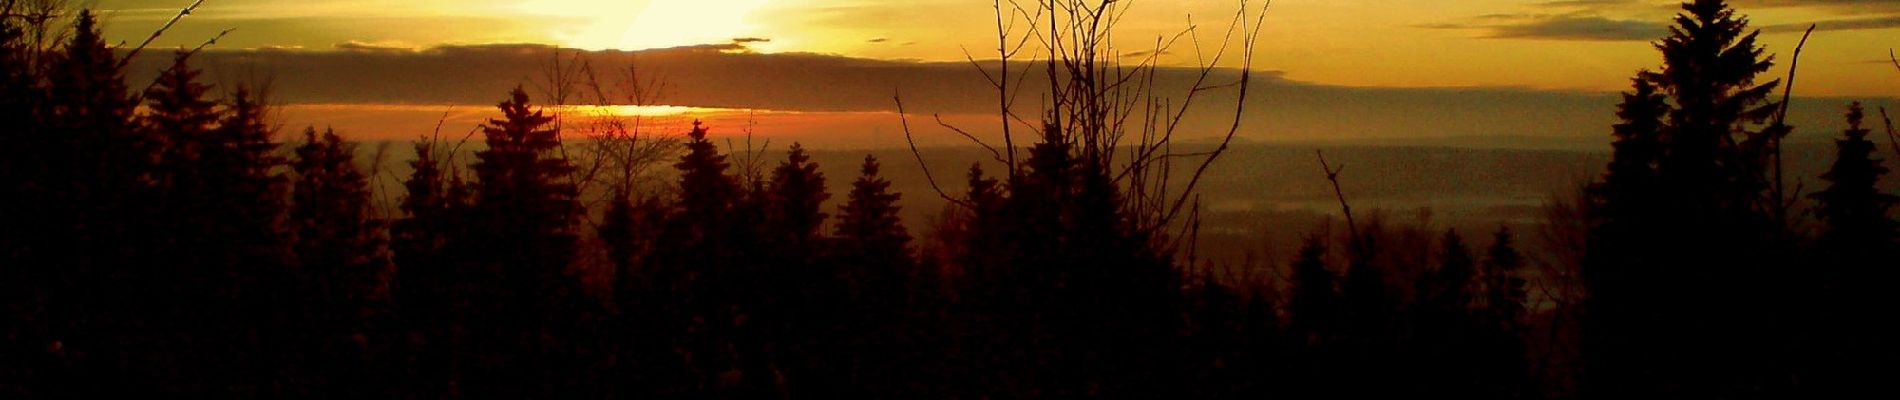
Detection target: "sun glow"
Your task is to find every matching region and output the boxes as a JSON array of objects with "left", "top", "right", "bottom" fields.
[
  {"left": 618, "top": 0, "right": 772, "bottom": 51},
  {"left": 529, "top": 0, "right": 774, "bottom": 51}
]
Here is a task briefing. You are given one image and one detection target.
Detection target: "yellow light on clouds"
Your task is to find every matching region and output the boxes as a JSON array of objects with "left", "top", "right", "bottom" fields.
[
  {"left": 618, "top": 0, "right": 772, "bottom": 50},
  {"left": 524, "top": 0, "right": 773, "bottom": 51}
]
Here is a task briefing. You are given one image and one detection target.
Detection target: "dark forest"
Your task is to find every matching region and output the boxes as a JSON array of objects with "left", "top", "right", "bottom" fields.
[{"left": 3, "top": 0, "right": 1898, "bottom": 398}]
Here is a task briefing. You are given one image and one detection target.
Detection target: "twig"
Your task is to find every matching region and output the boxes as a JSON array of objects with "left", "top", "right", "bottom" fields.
[
  {"left": 1317, "top": 150, "right": 1356, "bottom": 236},
  {"left": 1881, "top": 107, "right": 1900, "bottom": 161},
  {"left": 118, "top": 0, "right": 208, "bottom": 70},
  {"left": 933, "top": 115, "right": 1007, "bottom": 165},
  {"left": 182, "top": 28, "right": 234, "bottom": 58},
  {"left": 895, "top": 91, "right": 975, "bottom": 209},
  {"left": 1157, "top": 1, "right": 1271, "bottom": 228},
  {"left": 1766, "top": 24, "right": 1813, "bottom": 226}
]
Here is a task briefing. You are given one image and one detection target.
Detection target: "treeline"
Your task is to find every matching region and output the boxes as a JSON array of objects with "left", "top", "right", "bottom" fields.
[{"left": 2, "top": 1, "right": 1896, "bottom": 398}]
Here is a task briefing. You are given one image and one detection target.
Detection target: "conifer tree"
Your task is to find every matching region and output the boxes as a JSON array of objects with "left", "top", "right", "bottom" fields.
[
  {"left": 1412, "top": 229, "right": 1488, "bottom": 398},
  {"left": 1811, "top": 102, "right": 1898, "bottom": 255},
  {"left": 1804, "top": 102, "right": 1900, "bottom": 395},
  {"left": 646, "top": 120, "right": 773, "bottom": 395},
  {"left": 951, "top": 163, "right": 1008, "bottom": 298},
  {"left": 674, "top": 120, "right": 739, "bottom": 222},
  {"left": 41, "top": 10, "right": 148, "bottom": 267},
  {"left": 459, "top": 87, "right": 590, "bottom": 396},
  {"left": 1583, "top": 2, "right": 1792, "bottom": 396},
  {"left": 1650, "top": 0, "right": 1780, "bottom": 203},
  {"left": 291, "top": 127, "right": 389, "bottom": 299},
  {"left": 1478, "top": 226, "right": 1530, "bottom": 398},
  {"left": 1594, "top": 76, "right": 1668, "bottom": 213},
  {"left": 1480, "top": 227, "right": 1527, "bottom": 331},
  {"left": 9, "top": 10, "right": 170, "bottom": 394},
  {"left": 834, "top": 155, "right": 911, "bottom": 272},
  {"left": 769, "top": 143, "right": 829, "bottom": 247},
  {"left": 1421, "top": 230, "right": 1477, "bottom": 317},
  {"left": 145, "top": 53, "right": 220, "bottom": 173},
  {"left": 388, "top": 138, "right": 466, "bottom": 395},
  {"left": 1288, "top": 234, "right": 1338, "bottom": 346},
  {"left": 288, "top": 127, "right": 391, "bottom": 394}
]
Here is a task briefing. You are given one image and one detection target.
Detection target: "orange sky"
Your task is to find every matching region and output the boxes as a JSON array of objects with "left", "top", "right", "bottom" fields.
[{"left": 90, "top": 0, "right": 1900, "bottom": 96}]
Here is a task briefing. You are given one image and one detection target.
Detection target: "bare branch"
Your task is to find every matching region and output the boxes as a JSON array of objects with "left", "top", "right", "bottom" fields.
[
  {"left": 1881, "top": 107, "right": 1900, "bottom": 161},
  {"left": 1317, "top": 150, "right": 1356, "bottom": 236},
  {"left": 1157, "top": 1, "right": 1271, "bottom": 228},
  {"left": 896, "top": 91, "right": 976, "bottom": 209},
  {"left": 934, "top": 114, "right": 1008, "bottom": 164},
  {"left": 118, "top": 0, "right": 207, "bottom": 70},
  {"left": 181, "top": 27, "right": 233, "bottom": 57},
  {"left": 1765, "top": 24, "right": 1813, "bottom": 226}
]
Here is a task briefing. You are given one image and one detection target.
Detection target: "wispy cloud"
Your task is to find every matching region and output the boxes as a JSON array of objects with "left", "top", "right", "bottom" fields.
[
  {"left": 1734, "top": 0, "right": 1900, "bottom": 14},
  {"left": 1489, "top": 15, "right": 1667, "bottom": 41},
  {"left": 1430, "top": 0, "right": 1900, "bottom": 42},
  {"left": 1764, "top": 15, "right": 1900, "bottom": 32},
  {"left": 1423, "top": 14, "right": 1666, "bottom": 41}
]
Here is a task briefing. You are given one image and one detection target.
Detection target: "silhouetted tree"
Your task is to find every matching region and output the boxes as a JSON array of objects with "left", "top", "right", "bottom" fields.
[
  {"left": 288, "top": 127, "right": 393, "bottom": 394},
  {"left": 1288, "top": 233, "right": 1339, "bottom": 346},
  {"left": 1419, "top": 230, "right": 1478, "bottom": 319},
  {"left": 1804, "top": 102, "right": 1900, "bottom": 396},
  {"left": 770, "top": 143, "right": 830, "bottom": 247},
  {"left": 135, "top": 51, "right": 294, "bottom": 394},
  {"left": 1593, "top": 76, "right": 1668, "bottom": 214},
  {"left": 834, "top": 155, "right": 912, "bottom": 291},
  {"left": 1285, "top": 233, "right": 1340, "bottom": 396},
  {"left": 1478, "top": 226, "right": 1530, "bottom": 399},
  {"left": 2, "top": 10, "right": 158, "bottom": 395},
  {"left": 1411, "top": 229, "right": 1482, "bottom": 398},
  {"left": 458, "top": 87, "right": 593, "bottom": 397},
  {"left": 1583, "top": 1, "right": 1793, "bottom": 396},
  {"left": 1811, "top": 102, "right": 1898, "bottom": 258},
  {"left": 388, "top": 137, "right": 470, "bottom": 396}
]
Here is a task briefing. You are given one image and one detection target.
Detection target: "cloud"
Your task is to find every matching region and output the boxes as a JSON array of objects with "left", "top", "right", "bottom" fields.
[
  {"left": 1486, "top": 15, "right": 1668, "bottom": 41},
  {"left": 732, "top": 37, "right": 773, "bottom": 44},
  {"left": 1734, "top": 0, "right": 1900, "bottom": 13},
  {"left": 1764, "top": 15, "right": 1900, "bottom": 32},
  {"left": 124, "top": 44, "right": 1287, "bottom": 114},
  {"left": 1534, "top": 0, "right": 1643, "bottom": 8},
  {"left": 867, "top": 38, "right": 889, "bottom": 43},
  {"left": 1434, "top": 0, "right": 1900, "bottom": 42},
  {"left": 119, "top": 41, "right": 1900, "bottom": 157},
  {"left": 335, "top": 41, "right": 415, "bottom": 52},
  {"left": 1121, "top": 50, "right": 1172, "bottom": 59},
  {"left": 1424, "top": 14, "right": 1667, "bottom": 41}
]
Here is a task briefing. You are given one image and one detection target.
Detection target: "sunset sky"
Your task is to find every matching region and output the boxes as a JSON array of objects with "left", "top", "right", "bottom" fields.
[
  {"left": 90, "top": 0, "right": 1900, "bottom": 94},
  {"left": 83, "top": 0, "right": 1900, "bottom": 147}
]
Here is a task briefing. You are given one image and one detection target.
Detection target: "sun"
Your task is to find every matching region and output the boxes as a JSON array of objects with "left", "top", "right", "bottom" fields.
[
  {"left": 527, "top": 0, "right": 773, "bottom": 51},
  {"left": 616, "top": 0, "right": 773, "bottom": 50}
]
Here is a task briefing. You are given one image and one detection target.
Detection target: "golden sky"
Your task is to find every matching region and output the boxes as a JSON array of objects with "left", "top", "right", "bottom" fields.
[{"left": 91, "top": 0, "right": 1900, "bottom": 95}]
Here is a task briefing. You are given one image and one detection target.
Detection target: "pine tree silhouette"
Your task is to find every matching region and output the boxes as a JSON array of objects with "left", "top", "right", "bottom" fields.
[
  {"left": 769, "top": 143, "right": 830, "bottom": 247},
  {"left": 459, "top": 87, "right": 592, "bottom": 397},
  {"left": 644, "top": 120, "right": 779, "bottom": 396},
  {"left": 1289, "top": 233, "right": 1339, "bottom": 346},
  {"left": 388, "top": 137, "right": 468, "bottom": 396},
  {"left": 288, "top": 127, "right": 393, "bottom": 395},
  {"left": 1651, "top": 0, "right": 1780, "bottom": 204},
  {"left": 1410, "top": 229, "right": 1483, "bottom": 398},
  {"left": 1804, "top": 102, "right": 1900, "bottom": 396},
  {"left": 1811, "top": 102, "right": 1898, "bottom": 257},
  {"left": 834, "top": 154, "right": 912, "bottom": 285},
  {"left": 1478, "top": 226, "right": 1530, "bottom": 399},
  {"left": 134, "top": 51, "right": 294, "bottom": 394},
  {"left": 1584, "top": 1, "right": 1795, "bottom": 396}
]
